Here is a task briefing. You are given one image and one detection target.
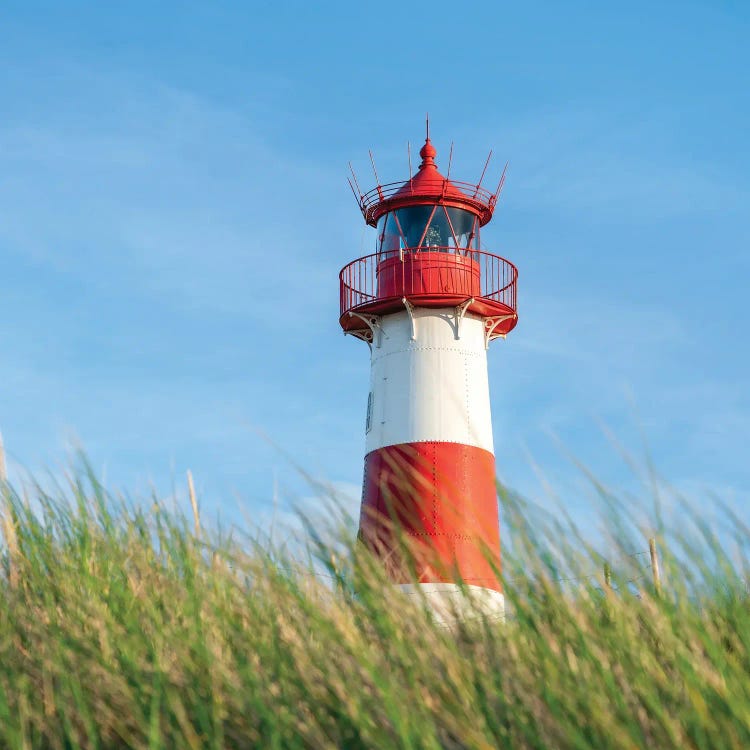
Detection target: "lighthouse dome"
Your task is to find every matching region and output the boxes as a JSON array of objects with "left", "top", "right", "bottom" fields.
[
  {"left": 390, "top": 137, "right": 471, "bottom": 202},
  {"left": 371, "top": 140, "right": 480, "bottom": 256},
  {"left": 340, "top": 130, "right": 518, "bottom": 341},
  {"left": 358, "top": 137, "right": 498, "bottom": 229}
]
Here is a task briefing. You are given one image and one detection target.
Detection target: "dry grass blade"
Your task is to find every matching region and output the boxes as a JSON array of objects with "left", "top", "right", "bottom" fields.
[{"left": 187, "top": 469, "right": 200, "bottom": 537}]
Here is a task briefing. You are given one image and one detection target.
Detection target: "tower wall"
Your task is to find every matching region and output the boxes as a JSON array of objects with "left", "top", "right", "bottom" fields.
[
  {"left": 365, "top": 309, "right": 494, "bottom": 453},
  {"left": 358, "top": 308, "right": 504, "bottom": 620}
]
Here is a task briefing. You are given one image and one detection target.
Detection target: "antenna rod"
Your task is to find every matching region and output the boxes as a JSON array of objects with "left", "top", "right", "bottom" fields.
[
  {"left": 348, "top": 162, "right": 364, "bottom": 197},
  {"left": 426, "top": 112, "right": 430, "bottom": 140},
  {"left": 368, "top": 150, "right": 381, "bottom": 186},
  {"left": 477, "top": 149, "right": 493, "bottom": 189},
  {"left": 407, "top": 141, "right": 413, "bottom": 191},
  {"left": 347, "top": 176, "right": 361, "bottom": 204},
  {"left": 446, "top": 141, "right": 454, "bottom": 180},
  {"left": 493, "top": 161, "right": 509, "bottom": 201}
]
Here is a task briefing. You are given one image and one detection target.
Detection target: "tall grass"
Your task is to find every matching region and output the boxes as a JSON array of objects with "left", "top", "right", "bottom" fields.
[{"left": 0, "top": 462, "right": 749, "bottom": 749}]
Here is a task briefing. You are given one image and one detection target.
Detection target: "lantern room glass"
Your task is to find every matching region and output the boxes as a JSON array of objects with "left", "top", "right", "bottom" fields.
[{"left": 376, "top": 206, "right": 479, "bottom": 259}]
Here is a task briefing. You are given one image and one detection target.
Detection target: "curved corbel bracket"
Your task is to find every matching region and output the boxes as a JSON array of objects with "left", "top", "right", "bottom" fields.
[
  {"left": 402, "top": 298, "right": 417, "bottom": 341},
  {"left": 347, "top": 311, "right": 385, "bottom": 348},
  {"left": 484, "top": 314, "right": 516, "bottom": 349},
  {"left": 454, "top": 297, "right": 474, "bottom": 339}
]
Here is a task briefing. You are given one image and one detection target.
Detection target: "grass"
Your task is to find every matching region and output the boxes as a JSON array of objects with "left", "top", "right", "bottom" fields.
[{"left": 0, "top": 461, "right": 749, "bottom": 749}]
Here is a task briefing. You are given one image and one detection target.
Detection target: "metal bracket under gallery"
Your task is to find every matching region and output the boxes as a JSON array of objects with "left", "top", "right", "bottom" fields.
[{"left": 346, "top": 300, "right": 514, "bottom": 349}]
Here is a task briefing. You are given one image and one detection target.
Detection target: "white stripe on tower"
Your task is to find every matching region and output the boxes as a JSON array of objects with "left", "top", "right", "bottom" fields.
[{"left": 365, "top": 308, "right": 493, "bottom": 454}]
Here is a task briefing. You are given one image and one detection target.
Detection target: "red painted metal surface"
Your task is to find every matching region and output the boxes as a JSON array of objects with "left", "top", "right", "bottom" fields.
[
  {"left": 339, "top": 248, "right": 518, "bottom": 336},
  {"left": 376, "top": 251, "right": 481, "bottom": 299},
  {"left": 359, "top": 442, "right": 502, "bottom": 591},
  {"left": 354, "top": 139, "right": 498, "bottom": 227}
]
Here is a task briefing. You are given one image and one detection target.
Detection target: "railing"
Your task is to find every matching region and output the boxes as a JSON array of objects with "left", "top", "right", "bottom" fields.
[
  {"left": 339, "top": 248, "right": 517, "bottom": 319},
  {"left": 357, "top": 180, "right": 497, "bottom": 225}
]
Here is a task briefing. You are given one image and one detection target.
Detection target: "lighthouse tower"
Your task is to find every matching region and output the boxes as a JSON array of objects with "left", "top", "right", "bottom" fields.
[{"left": 339, "top": 130, "right": 518, "bottom": 619}]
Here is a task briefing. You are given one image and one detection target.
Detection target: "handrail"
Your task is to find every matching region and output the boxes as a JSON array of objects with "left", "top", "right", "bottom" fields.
[
  {"left": 339, "top": 248, "right": 517, "bottom": 320},
  {"left": 360, "top": 179, "right": 496, "bottom": 208},
  {"left": 355, "top": 180, "right": 497, "bottom": 225}
]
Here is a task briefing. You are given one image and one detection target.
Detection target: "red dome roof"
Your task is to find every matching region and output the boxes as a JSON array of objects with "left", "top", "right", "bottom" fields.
[
  {"left": 358, "top": 138, "right": 497, "bottom": 227},
  {"left": 389, "top": 138, "right": 469, "bottom": 202}
]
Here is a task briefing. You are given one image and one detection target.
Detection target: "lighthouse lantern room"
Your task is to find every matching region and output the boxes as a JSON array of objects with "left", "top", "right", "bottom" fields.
[{"left": 339, "top": 128, "right": 518, "bottom": 619}]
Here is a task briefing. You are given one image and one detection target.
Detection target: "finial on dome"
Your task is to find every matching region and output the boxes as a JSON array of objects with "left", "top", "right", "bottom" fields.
[
  {"left": 419, "top": 137, "right": 437, "bottom": 170},
  {"left": 418, "top": 113, "right": 437, "bottom": 169}
]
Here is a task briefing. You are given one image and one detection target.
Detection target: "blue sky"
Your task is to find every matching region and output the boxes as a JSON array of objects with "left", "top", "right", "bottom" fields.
[{"left": 1, "top": 1, "right": 748, "bottom": 537}]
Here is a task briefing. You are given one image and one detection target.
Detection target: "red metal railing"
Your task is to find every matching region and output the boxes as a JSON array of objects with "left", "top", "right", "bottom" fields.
[
  {"left": 357, "top": 180, "right": 497, "bottom": 225},
  {"left": 339, "top": 248, "right": 517, "bottom": 319}
]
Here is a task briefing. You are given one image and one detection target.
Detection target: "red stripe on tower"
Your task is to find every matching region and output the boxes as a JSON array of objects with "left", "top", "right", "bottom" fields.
[{"left": 360, "top": 442, "right": 501, "bottom": 590}]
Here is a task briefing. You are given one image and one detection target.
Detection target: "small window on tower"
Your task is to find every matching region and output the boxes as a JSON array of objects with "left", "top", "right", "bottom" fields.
[
  {"left": 445, "top": 207, "right": 479, "bottom": 250},
  {"left": 377, "top": 213, "right": 402, "bottom": 260},
  {"left": 365, "top": 392, "right": 373, "bottom": 433}
]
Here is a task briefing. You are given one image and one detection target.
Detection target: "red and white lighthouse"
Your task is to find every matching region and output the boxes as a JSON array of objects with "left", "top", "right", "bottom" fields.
[{"left": 339, "top": 130, "right": 518, "bottom": 619}]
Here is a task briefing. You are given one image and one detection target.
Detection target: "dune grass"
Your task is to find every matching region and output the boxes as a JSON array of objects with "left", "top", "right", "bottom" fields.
[{"left": 0, "top": 463, "right": 749, "bottom": 749}]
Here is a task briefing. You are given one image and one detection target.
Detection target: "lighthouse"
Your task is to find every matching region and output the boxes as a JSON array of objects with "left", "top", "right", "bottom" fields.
[{"left": 339, "top": 129, "right": 518, "bottom": 619}]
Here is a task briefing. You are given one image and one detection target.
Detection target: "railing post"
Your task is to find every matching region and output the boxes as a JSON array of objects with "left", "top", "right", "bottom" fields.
[{"left": 401, "top": 249, "right": 406, "bottom": 296}]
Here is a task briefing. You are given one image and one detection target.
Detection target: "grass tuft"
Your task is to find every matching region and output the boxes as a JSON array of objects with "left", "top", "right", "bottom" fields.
[{"left": 0, "top": 464, "right": 748, "bottom": 748}]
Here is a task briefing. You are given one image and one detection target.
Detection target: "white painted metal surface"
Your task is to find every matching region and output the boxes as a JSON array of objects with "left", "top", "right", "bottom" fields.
[
  {"left": 365, "top": 308, "right": 494, "bottom": 454},
  {"left": 396, "top": 583, "right": 505, "bottom": 625}
]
